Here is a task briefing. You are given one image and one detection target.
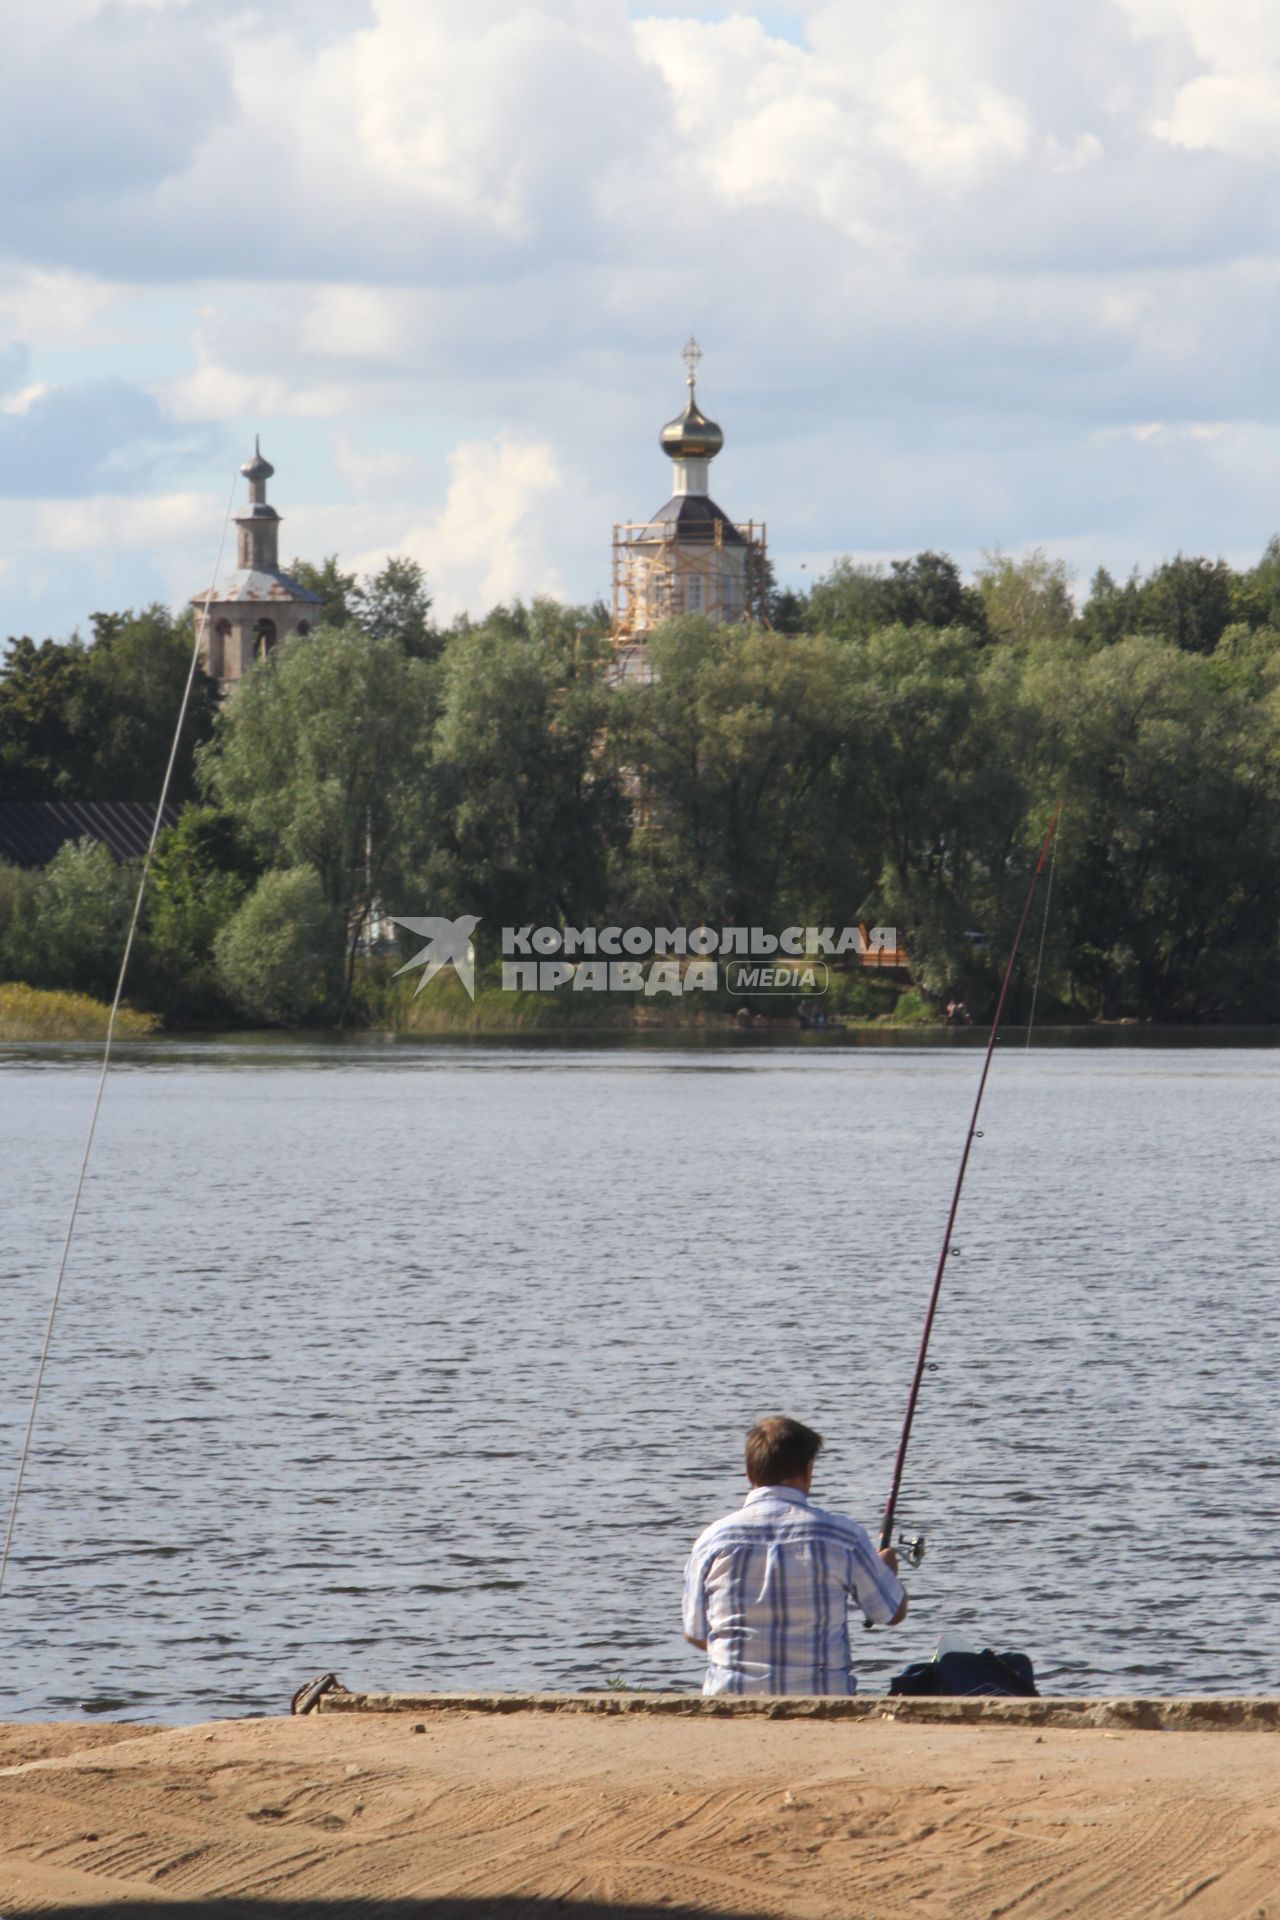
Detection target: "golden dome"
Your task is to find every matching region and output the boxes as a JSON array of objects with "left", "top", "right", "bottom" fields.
[
  {"left": 659, "top": 333, "right": 724, "bottom": 462},
  {"left": 659, "top": 396, "right": 724, "bottom": 462}
]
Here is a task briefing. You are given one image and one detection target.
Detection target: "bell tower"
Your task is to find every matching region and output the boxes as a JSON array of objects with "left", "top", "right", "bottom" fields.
[
  {"left": 192, "top": 439, "right": 322, "bottom": 695},
  {"left": 611, "top": 338, "right": 767, "bottom": 681},
  {"left": 235, "top": 437, "right": 282, "bottom": 572}
]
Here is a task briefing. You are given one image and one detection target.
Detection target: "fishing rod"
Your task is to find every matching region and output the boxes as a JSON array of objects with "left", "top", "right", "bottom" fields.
[
  {"left": 878, "top": 804, "right": 1062, "bottom": 1563},
  {"left": 0, "top": 478, "right": 238, "bottom": 1602}
]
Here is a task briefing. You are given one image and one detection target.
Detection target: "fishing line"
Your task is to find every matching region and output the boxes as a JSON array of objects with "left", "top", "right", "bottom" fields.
[
  {"left": 0, "top": 474, "right": 238, "bottom": 1600},
  {"left": 1022, "top": 810, "right": 1060, "bottom": 1057},
  {"left": 877, "top": 804, "right": 1062, "bottom": 1557},
  {"left": 988, "top": 807, "right": 1063, "bottom": 1156},
  {"left": 879, "top": 815, "right": 1063, "bottom": 1625}
]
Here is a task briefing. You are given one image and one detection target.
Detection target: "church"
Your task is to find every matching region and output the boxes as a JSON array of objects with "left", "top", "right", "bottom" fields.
[
  {"left": 191, "top": 440, "right": 320, "bottom": 693},
  {"left": 611, "top": 338, "right": 767, "bottom": 680},
  {"left": 195, "top": 340, "right": 764, "bottom": 690}
]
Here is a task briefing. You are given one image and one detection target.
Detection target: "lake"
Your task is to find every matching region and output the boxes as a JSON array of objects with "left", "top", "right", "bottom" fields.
[{"left": 2, "top": 1031, "right": 1278, "bottom": 1719}]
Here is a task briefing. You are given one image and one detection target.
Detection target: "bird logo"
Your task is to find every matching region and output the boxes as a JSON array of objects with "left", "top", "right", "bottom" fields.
[{"left": 390, "top": 914, "right": 481, "bottom": 999}]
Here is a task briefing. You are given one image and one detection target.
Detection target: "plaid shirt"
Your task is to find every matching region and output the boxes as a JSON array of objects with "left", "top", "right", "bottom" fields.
[{"left": 683, "top": 1485, "right": 905, "bottom": 1696}]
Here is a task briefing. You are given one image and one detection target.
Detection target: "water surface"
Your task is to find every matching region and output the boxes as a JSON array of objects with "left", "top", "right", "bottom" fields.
[{"left": 2, "top": 1032, "right": 1277, "bottom": 1717}]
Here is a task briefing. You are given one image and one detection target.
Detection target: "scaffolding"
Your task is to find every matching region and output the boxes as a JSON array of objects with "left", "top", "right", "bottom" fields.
[{"left": 611, "top": 516, "right": 768, "bottom": 680}]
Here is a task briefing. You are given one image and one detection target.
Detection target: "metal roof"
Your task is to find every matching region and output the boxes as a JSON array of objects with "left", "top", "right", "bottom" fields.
[
  {"left": 0, "top": 800, "right": 179, "bottom": 869},
  {"left": 635, "top": 494, "right": 748, "bottom": 547},
  {"left": 191, "top": 566, "right": 322, "bottom": 608}
]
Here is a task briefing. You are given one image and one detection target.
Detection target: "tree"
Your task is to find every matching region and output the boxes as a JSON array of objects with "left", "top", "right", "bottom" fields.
[
  {"left": 976, "top": 548, "right": 1075, "bottom": 646},
  {"left": 289, "top": 552, "right": 438, "bottom": 655},
  {"left": 0, "top": 635, "right": 91, "bottom": 799},
  {"left": 140, "top": 805, "right": 259, "bottom": 1019},
  {"left": 0, "top": 861, "right": 37, "bottom": 969},
  {"left": 1137, "top": 555, "right": 1235, "bottom": 655},
  {"left": 0, "top": 607, "right": 216, "bottom": 803},
  {"left": 883, "top": 551, "right": 989, "bottom": 636},
  {"left": 768, "top": 585, "right": 810, "bottom": 632},
  {"left": 353, "top": 556, "right": 437, "bottom": 658},
  {"left": 609, "top": 618, "right": 854, "bottom": 928},
  {"left": 1079, "top": 567, "right": 1143, "bottom": 648},
  {"left": 806, "top": 551, "right": 988, "bottom": 640},
  {"left": 804, "top": 558, "right": 887, "bottom": 638},
  {"left": 832, "top": 625, "right": 1030, "bottom": 1000},
  {"left": 4, "top": 838, "right": 136, "bottom": 999},
  {"left": 1080, "top": 556, "right": 1236, "bottom": 654},
  {"left": 1229, "top": 536, "right": 1280, "bottom": 630},
  {"left": 201, "top": 624, "right": 433, "bottom": 996},
  {"left": 81, "top": 606, "right": 218, "bottom": 801},
  {"left": 289, "top": 556, "right": 359, "bottom": 629},
  {"left": 1026, "top": 636, "right": 1280, "bottom": 1019},
  {"left": 425, "top": 612, "right": 619, "bottom": 939},
  {"left": 746, "top": 550, "right": 809, "bottom": 630},
  {"left": 214, "top": 866, "right": 342, "bottom": 1025}
]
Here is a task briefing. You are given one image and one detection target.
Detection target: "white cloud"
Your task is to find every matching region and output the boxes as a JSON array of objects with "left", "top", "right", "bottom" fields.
[
  {"left": 1156, "top": 75, "right": 1280, "bottom": 157},
  {"left": 0, "top": 267, "right": 121, "bottom": 349},
  {"left": 1118, "top": 0, "right": 1280, "bottom": 154},
  {"left": 0, "top": 1, "right": 229, "bottom": 239},
  {"left": 162, "top": 329, "right": 371, "bottom": 424},
  {"left": 634, "top": 7, "right": 1034, "bottom": 236},
  {"left": 9, "top": 0, "right": 1280, "bottom": 641},
  {"left": 0, "top": 490, "right": 226, "bottom": 636},
  {"left": 368, "top": 435, "right": 567, "bottom": 620},
  {"left": 1117, "top": 0, "right": 1280, "bottom": 67},
  {"left": 24, "top": 491, "right": 217, "bottom": 552},
  {"left": 1, "top": 383, "right": 52, "bottom": 416},
  {"left": 331, "top": 434, "right": 434, "bottom": 499},
  {"left": 297, "top": 287, "right": 420, "bottom": 364}
]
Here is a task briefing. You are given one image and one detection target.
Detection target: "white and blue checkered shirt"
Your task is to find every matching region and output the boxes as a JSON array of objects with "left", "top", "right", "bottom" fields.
[{"left": 683, "top": 1485, "right": 905, "bottom": 1696}]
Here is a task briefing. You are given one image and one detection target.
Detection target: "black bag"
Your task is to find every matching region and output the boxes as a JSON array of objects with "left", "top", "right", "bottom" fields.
[{"left": 888, "top": 1648, "right": 1038, "bottom": 1698}]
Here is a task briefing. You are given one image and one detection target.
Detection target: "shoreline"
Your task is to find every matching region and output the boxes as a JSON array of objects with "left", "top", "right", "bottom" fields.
[
  {"left": 6, "top": 982, "right": 1280, "bottom": 1047},
  {"left": 5, "top": 1017, "right": 1280, "bottom": 1048},
  {"left": 3, "top": 1704, "right": 1278, "bottom": 1917},
  {"left": 299, "top": 1681, "right": 1280, "bottom": 1733}
]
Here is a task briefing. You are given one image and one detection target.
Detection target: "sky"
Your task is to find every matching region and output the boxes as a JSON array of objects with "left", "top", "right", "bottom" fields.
[{"left": 5, "top": 0, "right": 1280, "bottom": 636}]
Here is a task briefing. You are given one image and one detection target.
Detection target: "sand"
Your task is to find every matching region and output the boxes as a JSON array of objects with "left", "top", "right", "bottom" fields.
[{"left": 1, "top": 1709, "right": 1277, "bottom": 1918}]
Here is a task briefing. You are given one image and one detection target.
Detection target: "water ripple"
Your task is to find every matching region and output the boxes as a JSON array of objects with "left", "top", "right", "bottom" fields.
[{"left": 1, "top": 1036, "right": 1277, "bottom": 1717}]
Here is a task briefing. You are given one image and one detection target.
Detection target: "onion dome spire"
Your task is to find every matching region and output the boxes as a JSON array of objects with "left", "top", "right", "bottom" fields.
[
  {"left": 659, "top": 334, "right": 724, "bottom": 462},
  {"left": 239, "top": 433, "right": 276, "bottom": 512},
  {"left": 240, "top": 434, "right": 274, "bottom": 484}
]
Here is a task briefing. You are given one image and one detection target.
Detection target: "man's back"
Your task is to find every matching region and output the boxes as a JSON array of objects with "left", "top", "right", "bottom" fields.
[{"left": 683, "top": 1484, "right": 904, "bottom": 1696}]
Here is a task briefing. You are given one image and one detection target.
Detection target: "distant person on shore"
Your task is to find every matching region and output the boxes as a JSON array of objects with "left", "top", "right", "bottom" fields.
[{"left": 683, "top": 1416, "right": 907, "bottom": 1696}]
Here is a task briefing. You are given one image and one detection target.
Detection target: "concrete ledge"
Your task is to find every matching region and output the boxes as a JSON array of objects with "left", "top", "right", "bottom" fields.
[{"left": 308, "top": 1685, "right": 1280, "bottom": 1732}]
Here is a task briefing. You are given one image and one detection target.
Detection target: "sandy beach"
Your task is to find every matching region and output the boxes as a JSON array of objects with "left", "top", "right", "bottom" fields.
[{"left": 1, "top": 1708, "right": 1277, "bottom": 1918}]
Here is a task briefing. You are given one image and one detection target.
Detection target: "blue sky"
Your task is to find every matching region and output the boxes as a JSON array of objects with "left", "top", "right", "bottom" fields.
[{"left": 5, "top": 0, "right": 1280, "bottom": 637}]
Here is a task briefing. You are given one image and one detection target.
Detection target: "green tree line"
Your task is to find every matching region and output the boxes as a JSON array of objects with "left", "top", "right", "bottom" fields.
[{"left": 2, "top": 543, "right": 1280, "bottom": 1026}]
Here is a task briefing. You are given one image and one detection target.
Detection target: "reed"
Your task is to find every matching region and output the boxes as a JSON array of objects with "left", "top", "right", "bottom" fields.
[{"left": 0, "top": 983, "right": 160, "bottom": 1041}]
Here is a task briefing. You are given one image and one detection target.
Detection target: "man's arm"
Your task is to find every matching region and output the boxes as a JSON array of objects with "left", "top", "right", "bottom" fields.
[
  {"left": 879, "top": 1546, "right": 909, "bottom": 1626},
  {"left": 850, "top": 1534, "right": 907, "bottom": 1628},
  {"left": 682, "top": 1547, "right": 710, "bottom": 1652}
]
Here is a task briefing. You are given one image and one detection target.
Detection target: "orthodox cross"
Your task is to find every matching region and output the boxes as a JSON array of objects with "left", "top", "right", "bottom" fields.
[{"left": 682, "top": 334, "right": 702, "bottom": 392}]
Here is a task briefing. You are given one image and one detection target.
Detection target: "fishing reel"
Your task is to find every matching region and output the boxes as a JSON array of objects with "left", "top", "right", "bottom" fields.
[{"left": 863, "top": 1530, "right": 926, "bottom": 1629}]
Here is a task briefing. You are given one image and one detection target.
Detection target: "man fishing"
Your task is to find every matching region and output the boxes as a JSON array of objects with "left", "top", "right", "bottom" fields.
[{"left": 683, "top": 1415, "right": 907, "bottom": 1696}]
